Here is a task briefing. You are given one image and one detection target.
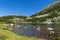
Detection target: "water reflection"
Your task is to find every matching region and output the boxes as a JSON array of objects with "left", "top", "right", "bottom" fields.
[{"left": 12, "top": 24, "right": 60, "bottom": 38}]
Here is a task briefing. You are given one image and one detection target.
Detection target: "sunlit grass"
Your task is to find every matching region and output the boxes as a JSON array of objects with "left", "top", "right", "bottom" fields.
[{"left": 0, "top": 24, "right": 37, "bottom": 40}]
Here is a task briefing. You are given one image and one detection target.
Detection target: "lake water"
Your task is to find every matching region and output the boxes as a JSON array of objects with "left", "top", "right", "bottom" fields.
[{"left": 12, "top": 24, "right": 60, "bottom": 38}]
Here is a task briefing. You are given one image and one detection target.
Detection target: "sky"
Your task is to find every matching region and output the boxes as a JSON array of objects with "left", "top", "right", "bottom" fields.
[{"left": 0, "top": 0, "right": 56, "bottom": 16}]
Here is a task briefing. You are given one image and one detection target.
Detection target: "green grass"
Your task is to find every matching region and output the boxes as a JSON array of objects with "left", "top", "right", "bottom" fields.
[
  {"left": 0, "top": 24, "right": 37, "bottom": 40},
  {"left": 57, "top": 36, "right": 60, "bottom": 40}
]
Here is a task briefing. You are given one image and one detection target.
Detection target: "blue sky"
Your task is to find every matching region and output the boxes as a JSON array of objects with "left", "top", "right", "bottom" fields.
[{"left": 0, "top": 0, "right": 56, "bottom": 16}]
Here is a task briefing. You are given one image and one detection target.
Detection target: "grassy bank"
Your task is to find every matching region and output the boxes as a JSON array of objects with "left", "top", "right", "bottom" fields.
[{"left": 0, "top": 24, "right": 37, "bottom": 40}]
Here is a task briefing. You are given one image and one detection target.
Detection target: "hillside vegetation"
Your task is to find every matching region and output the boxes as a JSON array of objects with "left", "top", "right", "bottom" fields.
[
  {"left": 0, "top": 15, "right": 27, "bottom": 23},
  {"left": 29, "top": 1, "right": 60, "bottom": 24}
]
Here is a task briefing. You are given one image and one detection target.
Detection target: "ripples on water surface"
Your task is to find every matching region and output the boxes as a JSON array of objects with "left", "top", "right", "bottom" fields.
[{"left": 12, "top": 24, "right": 60, "bottom": 38}]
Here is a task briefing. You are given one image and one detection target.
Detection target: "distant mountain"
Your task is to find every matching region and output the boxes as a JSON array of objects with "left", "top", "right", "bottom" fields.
[
  {"left": 0, "top": 15, "right": 27, "bottom": 23},
  {"left": 31, "top": 1, "right": 60, "bottom": 17},
  {"left": 29, "top": 1, "right": 60, "bottom": 24}
]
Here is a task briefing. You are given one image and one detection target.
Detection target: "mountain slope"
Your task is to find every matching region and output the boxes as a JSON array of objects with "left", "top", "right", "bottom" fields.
[
  {"left": 31, "top": 1, "right": 60, "bottom": 17},
  {"left": 0, "top": 15, "right": 27, "bottom": 23},
  {"left": 30, "top": 1, "right": 60, "bottom": 24}
]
